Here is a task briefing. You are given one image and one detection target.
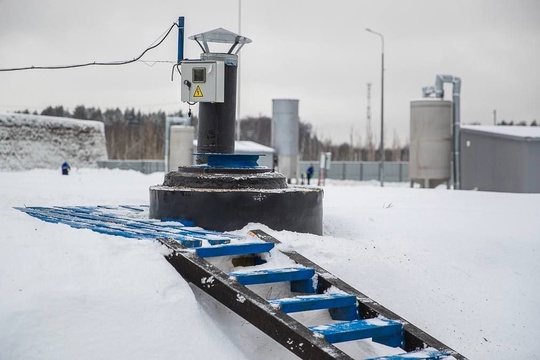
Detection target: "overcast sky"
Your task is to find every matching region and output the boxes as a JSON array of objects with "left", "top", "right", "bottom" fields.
[{"left": 1, "top": 0, "right": 539, "bottom": 144}]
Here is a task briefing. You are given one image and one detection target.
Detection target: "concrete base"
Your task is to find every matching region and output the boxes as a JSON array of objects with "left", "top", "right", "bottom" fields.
[{"left": 149, "top": 167, "right": 323, "bottom": 235}]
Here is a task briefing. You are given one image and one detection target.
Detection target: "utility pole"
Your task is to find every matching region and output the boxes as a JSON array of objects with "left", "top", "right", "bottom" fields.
[
  {"left": 366, "top": 28, "right": 385, "bottom": 187},
  {"left": 493, "top": 109, "right": 497, "bottom": 125},
  {"left": 367, "top": 82, "right": 372, "bottom": 127},
  {"left": 349, "top": 126, "right": 354, "bottom": 160},
  {"left": 366, "top": 82, "right": 373, "bottom": 161}
]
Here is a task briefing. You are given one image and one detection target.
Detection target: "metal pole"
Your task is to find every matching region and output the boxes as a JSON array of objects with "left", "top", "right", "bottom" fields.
[
  {"left": 177, "top": 17, "right": 184, "bottom": 63},
  {"left": 366, "top": 28, "right": 385, "bottom": 187},
  {"left": 381, "top": 48, "right": 385, "bottom": 187},
  {"left": 236, "top": 0, "right": 242, "bottom": 141},
  {"left": 452, "top": 82, "right": 461, "bottom": 190}
]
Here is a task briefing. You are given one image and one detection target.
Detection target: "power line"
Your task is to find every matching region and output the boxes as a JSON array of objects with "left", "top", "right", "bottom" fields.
[
  {"left": 0, "top": 22, "right": 179, "bottom": 72},
  {"left": 0, "top": 101, "right": 184, "bottom": 111},
  {"left": 137, "top": 60, "right": 177, "bottom": 67}
]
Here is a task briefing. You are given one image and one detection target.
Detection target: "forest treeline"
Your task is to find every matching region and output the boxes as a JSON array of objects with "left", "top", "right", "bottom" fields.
[
  {"left": 19, "top": 105, "right": 410, "bottom": 161},
  {"left": 239, "top": 116, "right": 409, "bottom": 162},
  {"left": 18, "top": 105, "right": 536, "bottom": 162}
]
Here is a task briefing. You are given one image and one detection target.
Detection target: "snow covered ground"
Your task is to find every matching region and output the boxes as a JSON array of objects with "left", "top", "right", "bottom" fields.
[{"left": 1, "top": 168, "right": 538, "bottom": 359}]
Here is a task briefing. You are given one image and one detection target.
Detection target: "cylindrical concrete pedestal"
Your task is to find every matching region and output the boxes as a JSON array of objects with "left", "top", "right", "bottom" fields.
[{"left": 149, "top": 167, "right": 323, "bottom": 235}]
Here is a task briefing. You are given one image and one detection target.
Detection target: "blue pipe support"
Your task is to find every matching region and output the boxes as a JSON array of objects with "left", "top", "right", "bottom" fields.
[
  {"left": 193, "top": 153, "right": 262, "bottom": 168},
  {"left": 177, "top": 16, "right": 185, "bottom": 63}
]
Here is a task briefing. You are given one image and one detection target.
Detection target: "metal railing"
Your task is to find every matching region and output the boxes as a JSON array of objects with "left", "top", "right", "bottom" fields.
[
  {"left": 97, "top": 160, "right": 164, "bottom": 174},
  {"left": 96, "top": 159, "right": 409, "bottom": 182},
  {"left": 299, "top": 161, "right": 409, "bottom": 183}
]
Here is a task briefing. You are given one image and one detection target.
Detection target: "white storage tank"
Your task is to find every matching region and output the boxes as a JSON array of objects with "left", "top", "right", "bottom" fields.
[
  {"left": 410, "top": 99, "right": 452, "bottom": 188},
  {"left": 169, "top": 125, "right": 195, "bottom": 171},
  {"left": 272, "top": 99, "right": 299, "bottom": 180}
]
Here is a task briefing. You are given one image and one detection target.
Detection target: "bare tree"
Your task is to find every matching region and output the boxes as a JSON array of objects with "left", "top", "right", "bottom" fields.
[{"left": 391, "top": 129, "right": 401, "bottom": 161}]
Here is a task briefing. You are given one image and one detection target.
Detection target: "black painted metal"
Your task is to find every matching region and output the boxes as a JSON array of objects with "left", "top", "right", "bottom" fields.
[
  {"left": 159, "top": 238, "right": 352, "bottom": 360},
  {"left": 197, "top": 62, "right": 237, "bottom": 154},
  {"left": 149, "top": 185, "right": 324, "bottom": 235},
  {"left": 178, "top": 166, "right": 271, "bottom": 174},
  {"left": 248, "top": 229, "right": 468, "bottom": 360},
  {"left": 162, "top": 168, "right": 287, "bottom": 189}
]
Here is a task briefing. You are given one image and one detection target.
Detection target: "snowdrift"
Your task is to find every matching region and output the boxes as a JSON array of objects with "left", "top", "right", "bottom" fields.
[{"left": 0, "top": 113, "right": 107, "bottom": 171}]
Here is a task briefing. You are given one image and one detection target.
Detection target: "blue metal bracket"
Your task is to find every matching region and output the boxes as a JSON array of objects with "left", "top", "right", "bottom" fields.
[
  {"left": 366, "top": 349, "right": 452, "bottom": 359},
  {"left": 14, "top": 205, "right": 244, "bottom": 248},
  {"left": 309, "top": 318, "right": 404, "bottom": 347},
  {"left": 269, "top": 293, "right": 358, "bottom": 321},
  {"left": 194, "top": 153, "right": 263, "bottom": 168},
  {"left": 177, "top": 16, "right": 185, "bottom": 63},
  {"left": 195, "top": 242, "right": 274, "bottom": 258},
  {"left": 229, "top": 267, "right": 316, "bottom": 293}
]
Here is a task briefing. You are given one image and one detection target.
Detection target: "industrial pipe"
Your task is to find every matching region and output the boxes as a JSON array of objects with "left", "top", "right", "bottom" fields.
[{"left": 422, "top": 75, "right": 462, "bottom": 190}]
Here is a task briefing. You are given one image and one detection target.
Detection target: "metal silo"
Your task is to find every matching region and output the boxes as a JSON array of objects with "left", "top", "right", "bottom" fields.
[
  {"left": 168, "top": 125, "right": 195, "bottom": 170},
  {"left": 410, "top": 99, "right": 452, "bottom": 188},
  {"left": 272, "top": 99, "right": 299, "bottom": 180}
]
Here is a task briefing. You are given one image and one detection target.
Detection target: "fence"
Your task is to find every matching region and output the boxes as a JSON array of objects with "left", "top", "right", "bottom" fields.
[
  {"left": 96, "top": 159, "right": 409, "bottom": 182},
  {"left": 299, "top": 161, "right": 409, "bottom": 183},
  {"left": 97, "top": 160, "right": 164, "bottom": 174}
]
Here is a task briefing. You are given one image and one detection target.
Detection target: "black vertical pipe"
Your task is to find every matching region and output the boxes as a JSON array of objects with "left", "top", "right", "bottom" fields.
[{"left": 197, "top": 63, "right": 237, "bottom": 154}]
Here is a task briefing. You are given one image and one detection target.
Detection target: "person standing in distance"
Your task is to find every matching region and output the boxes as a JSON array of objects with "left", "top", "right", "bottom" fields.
[
  {"left": 306, "top": 164, "right": 314, "bottom": 185},
  {"left": 61, "top": 161, "right": 71, "bottom": 175}
]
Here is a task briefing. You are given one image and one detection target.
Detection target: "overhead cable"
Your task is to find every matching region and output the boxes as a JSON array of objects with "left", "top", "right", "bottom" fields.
[{"left": 0, "top": 22, "right": 179, "bottom": 72}]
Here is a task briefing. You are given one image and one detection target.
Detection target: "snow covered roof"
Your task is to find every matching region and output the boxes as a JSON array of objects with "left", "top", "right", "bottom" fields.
[
  {"left": 461, "top": 125, "right": 540, "bottom": 140},
  {"left": 410, "top": 97, "right": 451, "bottom": 102},
  {"left": 234, "top": 141, "right": 275, "bottom": 154}
]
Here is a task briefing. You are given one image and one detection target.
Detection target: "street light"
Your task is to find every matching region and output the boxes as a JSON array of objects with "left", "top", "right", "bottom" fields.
[{"left": 366, "top": 28, "right": 385, "bottom": 187}]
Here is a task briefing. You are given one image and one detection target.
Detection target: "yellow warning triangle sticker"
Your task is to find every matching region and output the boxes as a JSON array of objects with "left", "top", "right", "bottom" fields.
[{"left": 193, "top": 85, "right": 204, "bottom": 98}]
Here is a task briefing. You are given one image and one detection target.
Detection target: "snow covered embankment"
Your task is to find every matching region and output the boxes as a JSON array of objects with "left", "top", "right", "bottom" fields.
[{"left": 0, "top": 113, "right": 108, "bottom": 171}]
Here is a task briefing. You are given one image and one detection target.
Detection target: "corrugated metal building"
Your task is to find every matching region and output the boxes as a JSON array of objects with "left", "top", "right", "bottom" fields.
[{"left": 461, "top": 125, "right": 540, "bottom": 193}]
